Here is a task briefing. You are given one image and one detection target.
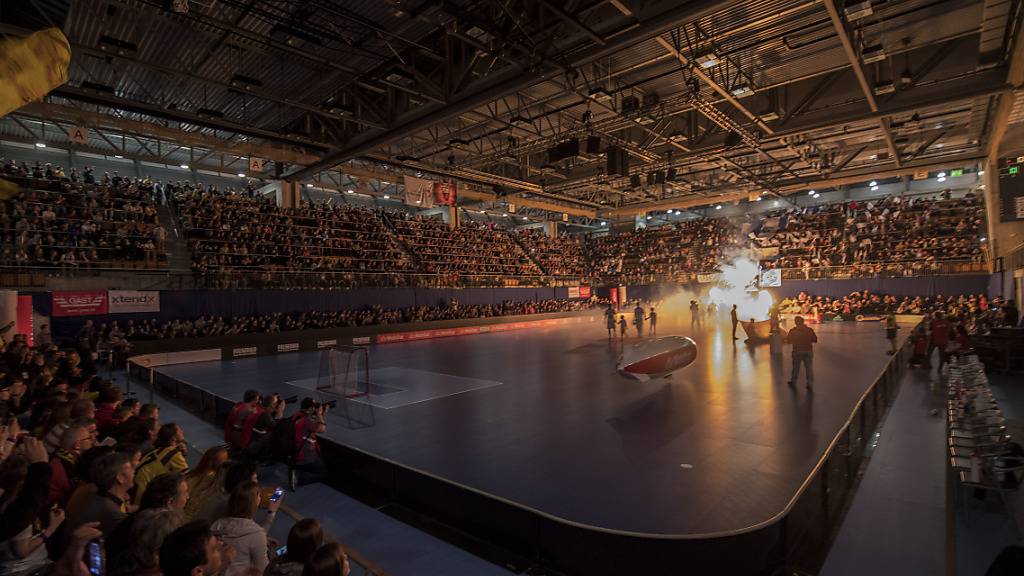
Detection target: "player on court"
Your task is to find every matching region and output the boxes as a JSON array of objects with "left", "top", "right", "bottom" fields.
[
  {"left": 649, "top": 307, "right": 657, "bottom": 335},
  {"left": 633, "top": 303, "right": 645, "bottom": 337},
  {"left": 606, "top": 307, "right": 616, "bottom": 339}
]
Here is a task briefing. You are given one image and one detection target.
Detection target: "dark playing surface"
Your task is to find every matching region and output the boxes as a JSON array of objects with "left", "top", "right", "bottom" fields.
[{"left": 158, "top": 315, "right": 904, "bottom": 536}]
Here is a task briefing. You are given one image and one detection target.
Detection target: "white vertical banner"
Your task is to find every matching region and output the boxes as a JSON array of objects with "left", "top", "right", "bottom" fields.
[{"left": 403, "top": 175, "right": 434, "bottom": 207}]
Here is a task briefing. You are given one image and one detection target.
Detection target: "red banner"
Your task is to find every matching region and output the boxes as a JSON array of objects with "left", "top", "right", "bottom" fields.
[
  {"left": 579, "top": 286, "right": 591, "bottom": 299},
  {"left": 52, "top": 290, "right": 108, "bottom": 317},
  {"left": 432, "top": 181, "right": 457, "bottom": 206},
  {"left": 17, "top": 295, "right": 33, "bottom": 346}
]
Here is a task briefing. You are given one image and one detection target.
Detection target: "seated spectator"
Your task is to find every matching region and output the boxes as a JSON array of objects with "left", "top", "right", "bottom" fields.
[
  {"left": 48, "top": 419, "right": 97, "bottom": 507},
  {"left": 63, "top": 446, "right": 115, "bottom": 529},
  {"left": 133, "top": 423, "right": 188, "bottom": 505},
  {"left": 265, "top": 519, "right": 323, "bottom": 576},
  {"left": 111, "top": 508, "right": 183, "bottom": 576},
  {"left": 211, "top": 480, "right": 278, "bottom": 576},
  {"left": 184, "top": 447, "right": 229, "bottom": 521},
  {"left": 67, "top": 451, "right": 134, "bottom": 535},
  {"left": 159, "top": 521, "right": 231, "bottom": 576},
  {"left": 193, "top": 461, "right": 257, "bottom": 524},
  {"left": 0, "top": 438, "right": 63, "bottom": 576},
  {"left": 302, "top": 542, "right": 349, "bottom": 576},
  {"left": 94, "top": 388, "right": 125, "bottom": 439}
]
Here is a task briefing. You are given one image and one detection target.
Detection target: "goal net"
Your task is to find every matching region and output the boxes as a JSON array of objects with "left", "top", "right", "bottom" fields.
[{"left": 315, "top": 345, "right": 374, "bottom": 429}]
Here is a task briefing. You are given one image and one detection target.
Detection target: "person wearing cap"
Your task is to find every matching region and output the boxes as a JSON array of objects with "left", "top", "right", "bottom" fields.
[{"left": 785, "top": 316, "right": 818, "bottom": 389}]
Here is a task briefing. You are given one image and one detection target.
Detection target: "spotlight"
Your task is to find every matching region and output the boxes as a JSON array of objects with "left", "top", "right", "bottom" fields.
[
  {"left": 813, "top": 193, "right": 821, "bottom": 198},
  {"left": 502, "top": 213, "right": 508, "bottom": 217},
  {"left": 870, "top": 185, "right": 879, "bottom": 191},
  {"left": 114, "top": 155, "right": 124, "bottom": 159},
  {"left": 869, "top": 180, "right": 877, "bottom": 186},
  {"left": 646, "top": 215, "right": 652, "bottom": 220},
  {"left": 346, "top": 189, "right": 354, "bottom": 194},
  {"left": 601, "top": 221, "right": 607, "bottom": 226},
  {"left": 979, "top": 170, "right": 985, "bottom": 176},
  {"left": 34, "top": 142, "right": 46, "bottom": 148},
  {"left": 715, "top": 204, "right": 722, "bottom": 210},
  {"left": 937, "top": 176, "right": 946, "bottom": 182},
  {"left": 180, "top": 164, "right": 189, "bottom": 169},
  {"left": 937, "top": 172, "right": 946, "bottom": 178},
  {"left": 730, "top": 85, "right": 754, "bottom": 98},
  {"left": 980, "top": 237, "right": 987, "bottom": 242},
  {"left": 237, "top": 173, "right": 246, "bottom": 177},
  {"left": 695, "top": 52, "right": 720, "bottom": 69},
  {"left": 523, "top": 216, "right": 529, "bottom": 221},
  {"left": 306, "top": 183, "right": 313, "bottom": 188},
  {"left": 415, "top": 199, "right": 421, "bottom": 204},
  {"left": 808, "top": 190, "right": 815, "bottom": 196},
  {"left": 383, "top": 194, "right": 390, "bottom": 199}
]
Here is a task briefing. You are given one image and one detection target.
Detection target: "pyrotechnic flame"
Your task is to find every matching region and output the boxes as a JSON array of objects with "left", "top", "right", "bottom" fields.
[{"left": 706, "top": 257, "right": 773, "bottom": 321}]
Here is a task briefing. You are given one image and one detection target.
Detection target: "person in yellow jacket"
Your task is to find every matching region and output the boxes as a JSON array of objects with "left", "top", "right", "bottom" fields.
[{"left": 134, "top": 423, "right": 189, "bottom": 505}]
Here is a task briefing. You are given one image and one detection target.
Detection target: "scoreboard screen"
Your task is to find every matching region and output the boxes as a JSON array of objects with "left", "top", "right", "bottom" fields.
[{"left": 999, "top": 156, "right": 1024, "bottom": 221}]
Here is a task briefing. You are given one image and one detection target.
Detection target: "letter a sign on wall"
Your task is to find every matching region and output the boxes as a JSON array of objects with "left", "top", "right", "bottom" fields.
[
  {"left": 69, "top": 126, "right": 88, "bottom": 145},
  {"left": 249, "top": 157, "right": 266, "bottom": 172}
]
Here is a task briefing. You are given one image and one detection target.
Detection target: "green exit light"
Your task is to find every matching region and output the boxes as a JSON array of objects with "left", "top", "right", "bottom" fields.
[
  {"left": 1011, "top": 166, "right": 1020, "bottom": 175},
  {"left": 950, "top": 169, "right": 963, "bottom": 177}
]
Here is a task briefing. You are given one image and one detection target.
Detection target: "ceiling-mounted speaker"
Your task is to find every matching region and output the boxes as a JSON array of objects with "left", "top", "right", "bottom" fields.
[
  {"left": 629, "top": 174, "right": 641, "bottom": 188},
  {"left": 647, "top": 172, "right": 656, "bottom": 186},
  {"left": 666, "top": 167, "right": 678, "bottom": 181},
  {"left": 586, "top": 136, "right": 602, "bottom": 154},
  {"left": 725, "top": 131, "right": 742, "bottom": 147},
  {"left": 655, "top": 171, "right": 666, "bottom": 184}
]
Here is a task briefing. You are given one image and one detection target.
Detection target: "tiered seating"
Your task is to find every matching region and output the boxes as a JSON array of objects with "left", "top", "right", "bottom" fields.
[
  {"left": 176, "top": 191, "right": 413, "bottom": 286},
  {"left": 515, "top": 229, "right": 586, "bottom": 276},
  {"left": 389, "top": 213, "right": 542, "bottom": 279},
  {"left": 752, "top": 194, "right": 986, "bottom": 278},
  {"left": 0, "top": 171, "right": 167, "bottom": 271},
  {"left": 584, "top": 218, "right": 737, "bottom": 283}
]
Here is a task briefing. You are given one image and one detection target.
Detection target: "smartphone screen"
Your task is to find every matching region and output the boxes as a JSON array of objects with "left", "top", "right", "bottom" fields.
[
  {"left": 87, "top": 540, "right": 104, "bottom": 576},
  {"left": 275, "top": 545, "right": 287, "bottom": 557},
  {"left": 270, "top": 487, "right": 283, "bottom": 502}
]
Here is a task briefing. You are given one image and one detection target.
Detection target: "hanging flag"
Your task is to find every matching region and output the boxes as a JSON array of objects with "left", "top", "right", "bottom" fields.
[
  {"left": 0, "top": 28, "right": 70, "bottom": 116},
  {"left": 69, "top": 126, "right": 88, "bottom": 145},
  {"left": 432, "top": 181, "right": 457, "bottom": 206},
  {"left": 403, "top": 175, "right": 434, "bottom": 207}
]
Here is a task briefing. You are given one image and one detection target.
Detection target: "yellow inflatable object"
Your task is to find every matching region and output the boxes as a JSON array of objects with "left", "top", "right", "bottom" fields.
[{"left": 0, "top": 27, "right": 71, "bottom": 116}]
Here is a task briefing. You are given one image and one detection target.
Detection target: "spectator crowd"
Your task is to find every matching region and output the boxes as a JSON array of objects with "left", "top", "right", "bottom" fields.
[
  {"left": 1, "top": 161, "right": 167, "bottom": 270},
  {"left": 0, "top": 324, "right": 353, "bottom": 576},
  {"left": 114, "top": 299, "right": 593, "bottom": 341},
  {"left": 2, "top": 155, "right": 988, "bottom": 289}
]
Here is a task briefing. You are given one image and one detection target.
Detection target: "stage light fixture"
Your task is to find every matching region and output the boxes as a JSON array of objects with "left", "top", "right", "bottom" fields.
[
  {"left": 730, "top": 85, "right": 754, "bottom": 98},
  {"left": 415, "top": 199, "right": 421, "bottom": 204},
  {"left": 34, "top": 142, "right": 46, "bottom": 148},
  {"left": 346, "top": 189, "right": 354, "bottom": 194},
  {"left": 383, "top": 194, "right": 390, "bottom": 199},
  {"left": 715, "top": 204, "right": 722, "bottom": 210},
  {"left": 179, "top": 164, "right": 189, "bottom": 169},
  {"left": 980, "top": 236, "right": 987, "bottom": 242},
  {"left": 870, "top": 185, "right": 878, "bottom": 191},
  {"left": 979, "top": 170, "right": 985, "bottom": 175},
  {"left": 601, "top": 221, "right": 607, "bottom": 226},
  {"left": 937, "top": 172, "right": 946, "bottom": 178},
  {"left": 114, "top": 155, "right": 124, "bottom": 159},
  {"left": 695, "top": 52, "right": 720, "bottom": 69},
  {"left": 869, "top": 180, "right": 877, "bottom": 186},
  {"left": 808, "top": 190, "right": 815, "bottom": 196},
  {"left": 306, "top": 183, "right": 313, "bottom": 188},
  {"left": 237, "top": 173, "right": 245, "bottom": 177},
  {"left": 937, "top": 176, "right": 946, "bottom": 182}
]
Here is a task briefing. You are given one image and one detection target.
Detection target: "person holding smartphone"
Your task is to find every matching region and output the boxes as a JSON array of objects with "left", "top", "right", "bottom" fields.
[
  {"left": 264, "top": 519, "right": 323, "bottom": 576},
  {"left": 210, "top": 481, "right": 280, "bottom": 576}
]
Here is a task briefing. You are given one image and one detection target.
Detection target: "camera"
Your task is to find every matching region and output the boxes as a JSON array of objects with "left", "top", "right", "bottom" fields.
[
  {"left": 282, "top": 395, "right": 298, "bottom": 405},
  {"left": 320, "top": 399, "right": 337, "bottom": 409}
]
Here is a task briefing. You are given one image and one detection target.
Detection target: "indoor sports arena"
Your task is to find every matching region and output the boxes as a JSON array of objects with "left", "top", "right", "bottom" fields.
[{"left": 1, "top": 0, "right": 1024, "bottom": 575}]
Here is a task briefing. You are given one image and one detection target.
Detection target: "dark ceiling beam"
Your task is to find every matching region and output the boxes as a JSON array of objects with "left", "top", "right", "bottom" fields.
[
  {"left": 534, "top": 0, "right": 606, "bottom": 45},
  {"left": 822, "top": 0, "right": 903, "bottom": 168},
  {"left": 50, "top": 85, "right": 330, "bottom": 153},
  {"left": 287, "top": 0, "right": 751, "bottom": 180}
]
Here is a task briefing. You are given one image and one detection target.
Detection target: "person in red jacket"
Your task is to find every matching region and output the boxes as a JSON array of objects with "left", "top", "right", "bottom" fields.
[
  {"left": 927, "top": 312, "right": 952, "bottom": 370},
  {"left": 224, "top": 390, "right": 264, "bottom": 452},
  {"left": 785, "top": 316, "right": 818, "bottom": 389},
  {"left": 94, "top": 387, "right": 125, "bottom": 439}
]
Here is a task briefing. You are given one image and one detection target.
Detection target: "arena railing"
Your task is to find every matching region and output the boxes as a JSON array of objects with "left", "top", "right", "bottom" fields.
[
  {"left": 773, "top": 259, "right": 988, "bottom": 279},
  {"left": 0, "top": 264, "right": 588, "bottom": 289}
]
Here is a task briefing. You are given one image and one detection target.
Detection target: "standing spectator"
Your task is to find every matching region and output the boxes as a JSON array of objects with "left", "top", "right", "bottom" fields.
[
  {"left": 605, "top": 307, "right": 615, "bottom": 339},
  {"left": 785, "top": 316, "right": 818, "bottom": 389},
  {"left": 648, "top": 307, "right": 658, "bottom": 336},
  {"left": 690, "top": 300, "right": 700, "bottom": 329},
  {"left": 885, "top": 313, "right": 898, "bottom": 355},
  {"left": 730, "top": 305, "right": 739, "bottom": 340},
  {"left": 1004, "top": 300, "right": 1020, "bottom": 327},
  {"left": 289, "top": 400, "right": 326, "bottom": 490},
  {"left": 34, "top": 325, "right": 52, "bottom": 349},
  {"left": 618, "top": 315, "right": 627, "bottom": 338},
  {"left": 633, "top": 303, "right": 644, "bottom": 337},
  {"left": 927, "top": 312, "right": 951, "bottom": 371},
  {"left": 211, "top": 481, "right": 277, "bottom": 576}
]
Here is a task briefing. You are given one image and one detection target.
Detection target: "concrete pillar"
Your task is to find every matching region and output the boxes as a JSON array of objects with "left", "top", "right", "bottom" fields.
[{"left": 447, "top": 206, "right": 458, "bottom": 229}]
